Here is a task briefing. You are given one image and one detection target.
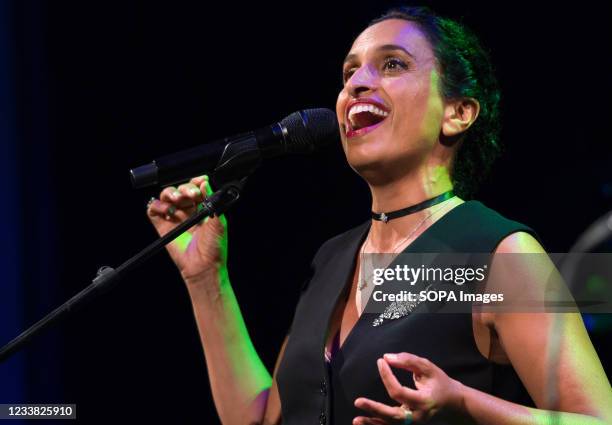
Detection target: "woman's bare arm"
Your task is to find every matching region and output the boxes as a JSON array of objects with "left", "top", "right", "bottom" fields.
[
  {"left": 464, "top": 232, "right": 612, "bottom": 424},
  {"left": 187, "top": 267, "right": 286, "bottom": 425}
]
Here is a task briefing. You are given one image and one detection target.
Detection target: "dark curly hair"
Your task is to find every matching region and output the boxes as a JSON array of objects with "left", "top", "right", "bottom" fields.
[{"left": 368, "top": 6, "right": 501, "bottom": 199}]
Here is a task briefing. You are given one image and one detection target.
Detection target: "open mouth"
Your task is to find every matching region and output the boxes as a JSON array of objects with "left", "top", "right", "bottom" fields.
[{"left": 346, "top": 102, "right": 390, "bottom": 138}]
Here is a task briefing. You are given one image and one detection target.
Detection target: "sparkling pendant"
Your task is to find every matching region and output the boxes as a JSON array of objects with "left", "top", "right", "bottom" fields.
[
  {"left": 380, "top": 212, "right": 389, "bottom": 223},
  {"left": 372, "top": 284, "right": 432, "bottom": 326}
]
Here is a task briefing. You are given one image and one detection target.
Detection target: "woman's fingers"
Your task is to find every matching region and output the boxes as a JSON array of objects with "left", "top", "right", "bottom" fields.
[
  {"left": 383, "top": 353, "right": 431, "bottom": 377},
  {"left": 159, "top": 186, "right": 180, "bottom": 203},
  {"left": 190, "top": 174, "right": 208, "bottom": 188},
  {"left": 352, "top": 415, "right": 388, "bottom": 425},
  {"left": 147, "top": 199, "right": 176, "bottom": 219},
  {"left": 200, "top": 176, "right": 214, "bottom": 197},
  {"left": 354, "top": 397, "right": 410, "bottom": 423},
  {"left": 157, "top": 181, "right": 205, "bottom": 211},
  {"left": 178, "top": 182, "right": 204, "bottom": 203},
  {"left": 148, "top": 177, "right": 211, "bottom": 229},
  {"left": 377, "top": 358, "right": 423, "bottom": 404},
  {"left": 148, "top": 175, "right": 219, "bottom": 227}
]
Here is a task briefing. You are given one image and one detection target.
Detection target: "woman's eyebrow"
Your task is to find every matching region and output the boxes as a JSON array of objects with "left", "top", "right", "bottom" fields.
[
  {"left": 378, "top": 44, "right": 416, "bottom": 59},
  {"left": 343, "top": 44, "right": 416, "bottom": 65}
]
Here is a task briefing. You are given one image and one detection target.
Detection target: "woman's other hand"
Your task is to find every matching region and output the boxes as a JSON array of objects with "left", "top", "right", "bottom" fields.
[{"left": 353, "top": 353, "right": 465, "bottom": 424}]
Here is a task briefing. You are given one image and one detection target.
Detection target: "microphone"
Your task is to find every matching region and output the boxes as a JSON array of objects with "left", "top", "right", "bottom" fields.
[{"left": 130, "top": 108, "right": 338, "bottom": 189}]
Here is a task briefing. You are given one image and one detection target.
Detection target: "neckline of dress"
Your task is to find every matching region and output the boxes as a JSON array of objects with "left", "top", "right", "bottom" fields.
[{"left": 324, "top": 199, "right": 473, "bottom": 362}]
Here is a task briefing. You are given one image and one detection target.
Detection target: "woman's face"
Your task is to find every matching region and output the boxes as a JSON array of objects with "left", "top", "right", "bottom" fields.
[{"left": 336, "top": 19, "right": 447, "bottom": 184}]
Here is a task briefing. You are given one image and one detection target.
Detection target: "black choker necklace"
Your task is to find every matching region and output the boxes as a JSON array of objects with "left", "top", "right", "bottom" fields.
[{"left": 371, "top": 190, "right": 455, "bottom": 223}]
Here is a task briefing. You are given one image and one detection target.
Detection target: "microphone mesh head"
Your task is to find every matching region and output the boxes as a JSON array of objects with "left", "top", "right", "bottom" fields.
[{"left": 280, "top": 108, "right": 339, "bottom": 153}]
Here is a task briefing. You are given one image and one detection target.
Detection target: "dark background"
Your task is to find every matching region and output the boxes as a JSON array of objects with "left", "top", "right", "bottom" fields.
[{"left": 0, "top": 0, "right": 610, "bottom": 423}]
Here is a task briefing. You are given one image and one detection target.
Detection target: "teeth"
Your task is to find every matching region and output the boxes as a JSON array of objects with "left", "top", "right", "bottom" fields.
[{"left": 347, "top": 103, "right": 389, "bottom": 127}]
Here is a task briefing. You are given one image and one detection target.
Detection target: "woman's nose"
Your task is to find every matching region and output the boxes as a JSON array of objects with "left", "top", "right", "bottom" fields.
[{"left": 345, "top": 65, "right": 378, "bottom": 96}]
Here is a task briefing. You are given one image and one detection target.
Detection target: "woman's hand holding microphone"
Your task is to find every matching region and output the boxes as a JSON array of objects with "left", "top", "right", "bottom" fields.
[{"left": 146, "top": 175, "right": 228, "bottom": 286}]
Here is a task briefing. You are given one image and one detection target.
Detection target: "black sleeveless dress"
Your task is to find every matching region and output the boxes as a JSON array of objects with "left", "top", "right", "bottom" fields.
[{"left": 276, "top": 200, "right": 542, "bottom": 425}]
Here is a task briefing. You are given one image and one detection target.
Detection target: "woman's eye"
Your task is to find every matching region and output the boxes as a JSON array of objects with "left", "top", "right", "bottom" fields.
[
  {"left": 342, "top": 68, "right": 356, "bottom": 83},
  {"left": 342, "top": 57, "right": 408, "bottom": 84},
  {"left": 383, "top": 57, "right": 408, "bottom": 72}
]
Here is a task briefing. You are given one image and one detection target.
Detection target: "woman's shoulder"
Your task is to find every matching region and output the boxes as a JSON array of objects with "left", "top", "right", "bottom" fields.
[
  {"left": 459, "top": 200, "right": 534, "bottom": 230},
  {"left": 429, "top": 200, "right": 546, "bottom": 253}
]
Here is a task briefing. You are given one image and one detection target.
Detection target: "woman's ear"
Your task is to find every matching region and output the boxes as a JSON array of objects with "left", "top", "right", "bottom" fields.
[{"left": 441, "top": 97, "right": 480, "bottom": 138}]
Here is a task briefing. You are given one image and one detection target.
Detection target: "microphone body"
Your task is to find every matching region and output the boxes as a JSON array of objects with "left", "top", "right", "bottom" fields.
[{"left": 130, "top": 108, "right": 338, "bottom": 188}]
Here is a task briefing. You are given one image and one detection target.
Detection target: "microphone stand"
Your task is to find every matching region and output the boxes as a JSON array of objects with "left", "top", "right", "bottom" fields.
[{"left": 0, "top": 178, "right": 246, "bottom": 363}]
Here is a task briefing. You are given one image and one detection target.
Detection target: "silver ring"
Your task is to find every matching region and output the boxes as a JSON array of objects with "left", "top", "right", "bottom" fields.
[{"left": 146, "top": 197, "right": 156, "bottom": 209}]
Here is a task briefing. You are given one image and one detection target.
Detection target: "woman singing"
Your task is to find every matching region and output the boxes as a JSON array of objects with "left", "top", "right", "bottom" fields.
[{"left": 146, "top": 6, "right": 612, "bottom": 425}]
